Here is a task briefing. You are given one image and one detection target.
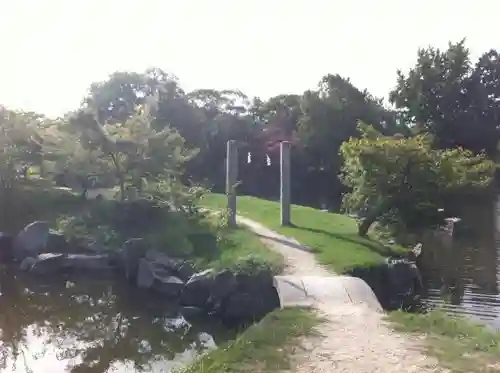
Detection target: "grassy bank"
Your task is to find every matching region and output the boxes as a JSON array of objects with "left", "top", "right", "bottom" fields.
[
  {"left": 179, "top": 308, "right": 320, "bottom": 373},
  {"left": 388, "top": 311, "right": 500, "bottom": 373},
  {"left": 201, "top": 193, "right": 405, "bottom": 273},
  {"left": 201, "top": 221, "right": 285, "bottom": 274},
  {"left": 57, "top": 201, "right": 284, "bottom": 274},
  {"left": 5, "top": 182, "right": 283, "bottom": 275}
]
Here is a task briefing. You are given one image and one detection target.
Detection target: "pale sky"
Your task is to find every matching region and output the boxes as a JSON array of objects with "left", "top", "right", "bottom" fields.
[{"left": 0, "top": 0, "right": 498, "bottom": 117}]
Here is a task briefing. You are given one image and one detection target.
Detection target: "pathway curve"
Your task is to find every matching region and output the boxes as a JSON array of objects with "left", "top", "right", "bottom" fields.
[{"left": 237, "top": 216, "right": 447, "bottom": 373}]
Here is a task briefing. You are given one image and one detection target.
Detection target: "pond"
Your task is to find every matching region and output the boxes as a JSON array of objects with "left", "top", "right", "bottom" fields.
[
  {"left": 419, "top": 194, "right": 500, "bottom": 330},
  {"left": 0, "top": 268, "right": 234, "bottom": 373}
]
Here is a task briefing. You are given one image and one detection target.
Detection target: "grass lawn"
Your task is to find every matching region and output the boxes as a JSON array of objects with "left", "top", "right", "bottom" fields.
[
  {"left": 179, "top": 308, "right": 320, "bottom": 373},
  {"left": 200, "top": 193, "right": 405, "bottom": 273},
  {"left": 388, "top": 311, "right": 500, "bottom": 373},
  {"left": 203, "top": 222, "right": 285, "bottom": 275}
]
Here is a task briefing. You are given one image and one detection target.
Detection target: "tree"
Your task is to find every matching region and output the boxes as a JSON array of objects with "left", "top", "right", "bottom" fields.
[
  {"left": 295, "top": 74, "right": 402, "bottom": 208},
  {"left": 46, "top": 122, "right": 114, "bottom": 193},
  {"left": 340, "top": 123, "right": 495, "bottom": 237},
  {"left": 70, "top": 103, "right": 196, "bottom": 201},
  {"left": 80, "top": 69, "right": 411, "bottom": 209},
  {"left": 390, "top": 40, "right": 500, "bottom": 157}
]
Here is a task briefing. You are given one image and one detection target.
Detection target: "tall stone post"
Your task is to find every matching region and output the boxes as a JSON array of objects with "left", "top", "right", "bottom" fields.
[
  {"left": 280, "top": 141, "right": 291, "bottom": 226},
  {"left": 226, "top": 140, "right": 238, "bottom": 227}
]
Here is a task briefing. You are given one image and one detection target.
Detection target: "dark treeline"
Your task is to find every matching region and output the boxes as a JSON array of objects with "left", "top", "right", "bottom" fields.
[
  {"left": 78, "top": 69, "right": 400, "bottom": 209},
  {"left": 77, "top": 40, "right": 500, "bottom": 209},
  {"left": 2, "top": 39, "right": 499, "bottom": 213}
]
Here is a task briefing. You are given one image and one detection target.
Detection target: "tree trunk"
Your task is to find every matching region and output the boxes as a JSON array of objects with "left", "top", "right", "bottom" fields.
[{"left": 358, "top": 201, "right": 391, "bottom": 237}]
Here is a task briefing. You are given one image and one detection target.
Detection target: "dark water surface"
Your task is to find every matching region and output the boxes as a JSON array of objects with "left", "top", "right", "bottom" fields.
[
  {"left": 0, "top": 269, "right": 233, "bottom": 373},
  {"left": 419, "top": 195, "right": 500, "bottom": 330}
]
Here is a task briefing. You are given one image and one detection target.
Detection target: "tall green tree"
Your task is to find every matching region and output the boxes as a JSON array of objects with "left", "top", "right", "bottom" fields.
[
  {"left": 296, "top": 74, "right": 403, "bottom": 207},
  {"left": 70, "top": 103, "right": 195, "bottom": 201},
  {"left": 390, "top": 40, "right": 500, "bottom": 156},
  {"left": 340, "top": 123, "right": 495, "bottom": 237}
]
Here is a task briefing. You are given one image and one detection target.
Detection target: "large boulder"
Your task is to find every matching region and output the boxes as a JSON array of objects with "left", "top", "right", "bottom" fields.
[
  {"left": 206, "top": 270, "right": 238, "bottom": 311},
  {"left": 121, "top": 238, "right": 147, "bottom": 281},
  {"left": 180, "top": 306, "right": 205, "bottom": 320},
  {"left": 236, "top": 270, "right": 274, "bottom": 292},
  {"left": 153, "top": 275, "right": 184, "bottom": 298},
  {"left": 348, "top": 258, "right": 423, "bottom": 310},
  {"left": 28, "top": 253, "right": 67, "bottom": 275},
  {"left": 137, "top": 258, "right": 185, "bottom": 298},
  {"left": 19, "top": 257, "right": 37, "bottom": 271},
  {"left": 179, "top": 268, "right": 280, "bottom": 323},
  {"left": 221, "top": 292, "right": 256, "bottom": 320},
  {"left": 177, "top": 261, "right": 196, "bottom": 281},
  {"left": 12, "top": 221, "right": 50, "bottom": 261},
  {"left": 137, "top": 258, "right": 156, "bottom": 289},
  {"left": 21, "top": 253, "right": 115, "bottom": 275},
  {"left": 146, "top": 251, "right": 184, "bottom": 271},
  {"left": 63, "top": 254, "right": 114, "bottom": 272},
  {"left": 221, "top": 284, "right": 280, "bottom": 322},
  {"left": 145, "top": 251, "right": 195, "bottom": 281},
  {"left": 179, "top": 269, "right": 215, "bottom": 308},
  {"left": 385, "top": 258, "right": 422, "bottom": 309},
  {"left": 45, "top": 230, "right": 69, "bottom": 253}
]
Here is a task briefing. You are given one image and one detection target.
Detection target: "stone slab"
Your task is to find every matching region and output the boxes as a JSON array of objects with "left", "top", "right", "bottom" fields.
[{"left": 273, "top": 275, "right": 382, "bottom": 312}]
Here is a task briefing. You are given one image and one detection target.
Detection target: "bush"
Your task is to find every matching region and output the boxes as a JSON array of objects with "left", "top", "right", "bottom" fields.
[{"left": 55, "top": 196, "right": 209, "bottom": 254}]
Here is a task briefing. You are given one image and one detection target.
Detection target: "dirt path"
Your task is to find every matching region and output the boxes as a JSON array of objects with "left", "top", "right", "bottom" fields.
[{"left": 238, "top": 216, "right": 446, "bottom": 373}]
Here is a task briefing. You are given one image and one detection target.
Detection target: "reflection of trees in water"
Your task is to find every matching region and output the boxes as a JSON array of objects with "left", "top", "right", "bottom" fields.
[
  {"left": 0, "top": 269, "right": 228, "bottom": 373},
  {"left": 420, "top": 197, "right": 499, "bottom": 310}
]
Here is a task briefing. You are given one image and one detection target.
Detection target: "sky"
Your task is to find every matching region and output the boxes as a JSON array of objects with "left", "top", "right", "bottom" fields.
[{"left": 0, "top": 0, "right": 498, "bottom": 117}]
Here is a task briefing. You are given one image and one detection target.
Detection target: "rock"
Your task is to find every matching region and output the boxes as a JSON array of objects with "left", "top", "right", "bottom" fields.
[
  {"left": 136, "top": 258, "right": 185, "bottom": 298},
  {"left": 207, "top": 270, "right": 238, "bottom": 308},
  {"left": 221, "top": 293, "right": 254, "bottom": 320},
  {"left": 137, "top": 258, "right": 155, "bottom": 289},
  {"left": 121, "top": 238, "right": 147, "bottom": 281},
  {"left": 347, "top": 265, "right": 388, "bottom": 306},
  {"left": 386, "top": 258, "right": 422, "bottom": 309},
  {"left": 12, "top": 221, "right": 50, "bottom": 261},
  {"left": 145, "top": 251, "right": 194, "bottom": 280},
  {"left": 221, "top": 270, "right": 280, "bottom": 322},
  {"left": 0, "top": 233, "right": 14, "bottom": 263},
  {"left": 146, "top": 251, "right": 184, "bottom": 271},
  {"left": 137, "top": 258, "right": 156, "bottom": 289},
  {"left": 180, "top": 306, "right": 205, "bottom": 319},
  {"left": 179, "top": 269, "right": 215, "bottom": 308},
  {"left": 348, "top": 258, "right": 423, "bottom": 310},
  {"left": 153, "top": 275, "right": 184, "bottom": 298},
  {"left": 19, "top": 257, "right": 37, "bottom": 271},
  {"left": 177, "top": 261, "right": 195, "bottom": 281},
  {"left": 82, "top": 241, "right": 109, "bottom": 254},
  {"left": 236, "top": 269, "right": 274, "bottom": 292},
  {"left": 30, "top": 253, "right": 67, "bottom": 275},
  {"left": 63, "top": 254, "right": 114, "bottom": 272},
  {"left": 222, "top": 286, "right": 280, "bottom": 322},
  {"left": 45, "top": 230, "right": 68, "bottom": 253}
]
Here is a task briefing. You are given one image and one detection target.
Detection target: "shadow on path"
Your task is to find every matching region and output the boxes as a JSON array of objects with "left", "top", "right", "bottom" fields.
[
  {"left": 255, "top": 233, "right": 314, "bottom": 253},
  {"left": 291, "top": 225, "right": 402, "bottom": 257}
]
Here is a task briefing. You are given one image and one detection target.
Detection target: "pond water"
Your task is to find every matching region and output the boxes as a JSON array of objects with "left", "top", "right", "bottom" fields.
[
  {"left": 0, "top": 269, "right": 233, "bottom": 373},
  {"left": 419, "top": 194, "right": 500, "bottom": 330}
]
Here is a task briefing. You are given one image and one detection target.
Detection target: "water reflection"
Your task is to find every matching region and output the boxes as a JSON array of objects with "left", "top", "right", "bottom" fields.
[
  {"left": 420, "top": 195, "right": 500, "bottom": 330},
  {"left": 0, "top": 268, "right": 232, "bottom": 373}
]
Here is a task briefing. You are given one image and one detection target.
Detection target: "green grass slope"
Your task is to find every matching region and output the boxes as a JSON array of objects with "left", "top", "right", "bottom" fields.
[{"left": 201, "top": 193, "right": 405, "bottom": 273}]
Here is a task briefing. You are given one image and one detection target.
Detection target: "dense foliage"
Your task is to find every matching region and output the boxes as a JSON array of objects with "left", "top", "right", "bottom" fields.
[
  {"left": 390, "top": 40, "right": 500, "bottom": 156},
  {"left": 340, "top": 123, "right": 495, "bottom": 237},
  {"left": 0, "top": 39, "right": 498, "bottom": 239}
]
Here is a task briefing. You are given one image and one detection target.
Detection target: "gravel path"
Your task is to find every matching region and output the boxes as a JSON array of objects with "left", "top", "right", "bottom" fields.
[{"left": 237, "top": 216, "right": 447, "bottom": 373}]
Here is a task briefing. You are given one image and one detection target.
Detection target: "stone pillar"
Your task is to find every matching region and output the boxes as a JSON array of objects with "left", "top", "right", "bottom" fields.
[
  {"left": 226, "top": 140, "right": 238, "bottom": 227},
  {"left": 280, "top": 141, "right": 291, "bottom": 226}
]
